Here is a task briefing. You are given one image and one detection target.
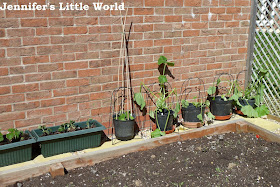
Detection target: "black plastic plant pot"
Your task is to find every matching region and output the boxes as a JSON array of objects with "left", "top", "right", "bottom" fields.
[
  {"left": 156, "top": 109, "right": 174, "bottom": 131},
  {"left": 236, "top": 98, "right": 256, "bottom": 110},
  {"left": 0, "top": 131, "right": 36, "bottom": 167},
  {"left": 31, "top": 120, "right": 106, "bottom": 157},
  {"left": 210, "top": 96, "right": 233, "bottom": 120},
  {"left": 181, "top": 103, "right": 205, "bottom": 122},
  {"left": 113, "top": 114, "right": 136, "bottom": 141}
]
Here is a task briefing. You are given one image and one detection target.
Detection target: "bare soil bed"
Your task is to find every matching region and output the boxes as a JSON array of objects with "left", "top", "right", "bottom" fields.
[{"left": 16, "top": 132, "right": 280, "bottom": 187}]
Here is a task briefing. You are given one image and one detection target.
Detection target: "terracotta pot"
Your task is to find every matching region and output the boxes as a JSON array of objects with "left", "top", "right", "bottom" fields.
[{"left": 152, "top": 124, "right": 175, "bottom": 134}]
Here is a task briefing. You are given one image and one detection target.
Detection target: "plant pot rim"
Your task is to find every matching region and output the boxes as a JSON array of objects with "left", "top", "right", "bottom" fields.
[
  {"left": 152, "top": 124, "right": 175, "bottom": 134},
  {"left": 0, "top": 131, "right": 35, "bottom": 151},
  {"left": 113, "top": 113, "right": 136, "bottom": 122},
  {"left": 31, "top": 120, "right": 106, "bottom": 142},
  {"left": 214, "top": 114, "right": 232, "bottom": 120}
]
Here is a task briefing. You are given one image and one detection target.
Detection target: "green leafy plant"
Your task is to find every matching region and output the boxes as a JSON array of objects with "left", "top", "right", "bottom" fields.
[
  {"left": 115, "top": 111, "right": 134, "bottom": 121},
  {"left": 86, "top": 118, "right": 93, "bottom": 128},
  {"left": 39, "top": 125, "right": 52, "bottom": 135},
  {"left": 238, "top": 69, "right": 270, "bottom": 118},
  {"left": 134, "top": 56, "right": 180, "bottom": 137},
  {"left": 58, "top": 120, "right": 76, "bottom": 133},
  {"left": 6, "top": 128, "right": 23, "bottom": 142},
  {"left": 207, "top": 78, "right": 235, "bottom": 101},
  {"left": 181, "top": 97, "right": 214, "bottom": 122},
  {"left": 0, "top": 130, "right": 4, "bottom": 142}
]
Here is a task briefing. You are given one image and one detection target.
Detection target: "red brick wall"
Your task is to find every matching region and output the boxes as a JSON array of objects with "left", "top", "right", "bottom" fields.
[{"left": 0, "top": 0, "right": 251, "bottom": 132}]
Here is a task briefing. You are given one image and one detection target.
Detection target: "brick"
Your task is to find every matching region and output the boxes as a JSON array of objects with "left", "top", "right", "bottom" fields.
[
  {"left": 235, "top": 0, "right": 250, "bottom": 6},
  {"left": 208, "top": 36, "right": 223, "bottom": 42},
  {"left": 238, "top": 48, "right": 247, "bottom": 54},
  {"left": 184, "top": 0, "right": 202, "bottom": 6},
  {"left": 145, "top": 16, "right": 164, "bottom": 23},
  {"left": 50, "top": 54, "right": 75, "bottom": 62},
  {"left": 192, "top": 23, "right": 208, "bottom": 29},
  {"left": 207, "top": 63, "right": 222, "bottom": 70},
  {"left": 22, "top": 56, "right": 49, "bottom": 65},
  {"left": 65, "top": 61, "right": 88, "bottom": 70},
  {"left": 6, "top": 10, "right": 34, "bottom": 18},
  {"left": 25, "top": 73, "right": 51, "bottom": 82},
  {"left": 0, "top": 38, "right": 21, "bottom": 47},
  {"left": 90, "top": 76, "right": 112, "bottom": 84},
  {"left": 134, "top": 8, "right": 154, "bottom": 15},
  {"left": 134, "top": 40, "right": 153, "bottom": 48},
  {"left": 12, "top": 83, "right": 39, "bottom": 93},
  {"left": 7, "top": 47, "right": 36, "bottom": 57},
  {"left": 209, "top": 22, "right": 224, "bottom": 28},
  {"left": 15, "top": 118, "right": 41, "bottom": 128},
  {"left": 7, "top": 28, "right": 35, "bottom": 37},
  {"left": 76, "top": 52, "right": 99, "bottom": 60},
  {"left": 66, "top": 94, "right": 90, "bottom": 104},
  {"left": 66, "top": 78, "right": 90, "bottom": 87},
  {"left": 191, "top": 51, "right": 207, "bottom": 58},
  {"left": 14, "top": 101, "right": 40, "bottom": 111},
  {"left": 78, "top": 69, "right": 101, "bottom": 77},
  {"left": 75, "top": 17, "right": 98, "bottom": 26},
  {"left": 53, "top": 87, "right": 78, "bottom": 97},
  {"left": 227, "top": 7, "right": 241, "bottom": 14},
  {"left": 36, "top": 28, "right": 62, "bottom": 35},
  {"left": 0, "top": 86, "right": 10, "bottom": 95},
  {"left": 134, "top": 24, "right": 153, "bottom": 32},
  {"left": 41, "top": 98, "right": 65, "bottom": 107},
  {"left": 0, "top": 104, "right": 12, "bottom": 114},
  {"left": 49, "top": 18, "right": 74, "bottom": 26},
  {"left": 26, "top": 91, "right": 52, "bottom": 101},
  {"left": 90, "top": 91, "right": 111, "bottom": 100},
  {"left": 64, "top": 44, "right": 87, "bottom": 53},
  {"left": 21, "top": 18, "right": 47, "bottom": 27},
  {"left": 89, "top": 26, "right": 111, "bottom": 34},
  {"left": 164, "top": 46, "right": 181, "bottom": 53},
  {"left": 0, "top": 112, "right": 25, "bottom": 123},
  {"left": 193, "top": 7, "right": 209, "bottom": 14},
  {"left": 0, "top": 121, "right": 14, "bottom": 131},
  {"left": 145, "top": 0, "right": 164, "bottom": 6},
  {"left": 0, "top": 67, "right": 8, "bottom": 76},
  {"left": 166, "top": 0, "right": 183, "bottom": 6},
  {"left": 190, "top": 64, "right": 206, "bottom": 72},
  {"left": 43, "top": 114, "right": 67, "bottom": 123},
  {"left": 40, "top": 80, "right": 65, "bottom": 90},
  {"left": 54, "top": 104, "right": 78, "bottom": 114},
  {"left": 0, "top": 76, "right": 24, "bottom": 86},
  {"left": 0, "top": 29, "right": 5, "bottom": 37},
  {"left": 225, "top": 21, "right": 239, "bottom": 28},
  {"left": 35, "top": 9, "right": 61, "bottom": 17},
  {"left": 220, "top": 0, "right": 234, "bottom": 6},
  {"left": 210, "top": 8, "right": 226, "bottom": 14},
  {"left": 183, "top": 30, "right": 200, "bottom": 37},
  {"left": 100, "top": 50, "right": 120, "bottom": 59},
  {"left": 64, "top": 27, "right": 88, "bottom": 35},
  {"left": 52, "top": 71, "right": 77, "bottom": 80},
  {"left": 165, "top": 15, "right": 182, "bottom": 22},
  {"left": 27, "top": 108, "right": 53, "bottom": 118},
  {"left": 37, "top": 45, "right": 63, "bottom": 55},
  {"left": 218, "top": 15, "right": 233, "bottom": 21},
  {"left": 154, "top": 39, "right": 172, "bottom": 46},
  {"left": 51, "top": 36, "right": 75, "bottom": 44},
  {"left": 23, "top": 37, "right": 49, "bottom": 46},
  {"left": 0, "top": 19, "right": 19, "bottom": 28},
  {"left": 38, "top": 63, "right": 63, "bottom": 72}
]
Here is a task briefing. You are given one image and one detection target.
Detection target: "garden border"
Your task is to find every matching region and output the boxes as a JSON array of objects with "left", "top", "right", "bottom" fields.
[{"left": 0, "top": 118, "right": 280, "bottom": 186}]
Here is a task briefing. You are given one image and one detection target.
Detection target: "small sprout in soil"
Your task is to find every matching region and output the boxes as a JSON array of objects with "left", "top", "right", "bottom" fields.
[
  {"left": 171, "top": 182, "right": 184, "bottom": 187},
  {"left": 215, "top": 167, "right": 222, "bottom": 173},
  {"left": 86, "top": 118, "right": 93, "bottom": 129},
  {"left": 39, "top": 125, "right": 52, "bottom": 136},
  {"left": 6, "top": 128, "right": 23, "bottom": 142}
]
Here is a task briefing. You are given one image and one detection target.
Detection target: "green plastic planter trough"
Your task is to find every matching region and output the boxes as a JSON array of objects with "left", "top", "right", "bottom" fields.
[
  {"left": 0, "top": 131, "right": 36, "bottom": 167},
  {"left": 31, "top": 120, "right": 106, "bottom": 157}
]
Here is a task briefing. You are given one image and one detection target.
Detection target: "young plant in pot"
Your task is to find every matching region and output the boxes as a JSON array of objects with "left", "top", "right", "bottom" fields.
[
  {"left": 181, "top": 98, "right": 214, "bottom": 127},
  {"left": 233, "top": 69, "right": 270, "bottom": 118},
  {"left": 207, "top": 75, "right": 235, "bottom": 120},
  {"left": 0, "top": 128, "right": 35, "bottom": 167},
  {"left": 134, "top": 56, "right": 180, "bottom": 138}
]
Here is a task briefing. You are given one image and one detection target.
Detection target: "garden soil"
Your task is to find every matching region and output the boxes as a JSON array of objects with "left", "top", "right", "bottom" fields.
[{"left": 15, "top": 132, "right": 280, "bottom": 186}]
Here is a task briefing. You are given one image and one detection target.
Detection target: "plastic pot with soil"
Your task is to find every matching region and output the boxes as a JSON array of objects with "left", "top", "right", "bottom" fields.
[
  {"left": 235, "top": 98, "right": 256, "bottom": 115},
  {"left": 155, "top": 109, "right": 174, "bottom": 132},
  {"left": 210, "top": 96, "right": 233, "bottom": 120},
  {"left": 181, "top": 104, "right": 205, "bottom": 128},
  {"left": 113, "top": 113, "right": 136, "bottom": 141}
]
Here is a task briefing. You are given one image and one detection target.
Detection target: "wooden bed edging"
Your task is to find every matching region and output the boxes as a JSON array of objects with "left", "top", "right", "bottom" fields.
[{"left": 0, "top": 118, "right": 279, "bottom": 186}]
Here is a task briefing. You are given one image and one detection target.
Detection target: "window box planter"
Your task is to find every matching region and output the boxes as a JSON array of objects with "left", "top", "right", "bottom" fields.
[
  {"left": 0, "top": 131, "right": 35, "bottom": 167},
  {"left": 31, "top": 120, "right": 106, "bottom": 157}
]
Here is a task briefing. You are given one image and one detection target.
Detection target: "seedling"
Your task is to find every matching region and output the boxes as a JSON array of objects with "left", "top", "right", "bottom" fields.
[
  {"left": 6, "top": 128, "right": 23, "bottom": 142},
  {"left": 58, "top": 120, "right": 76, "bottom": 132},
  {"left": 39, "top": 125, "right": 52, "bottom": 136},
  {"left": 116, "top": 111, "right": 134, "bottom": 121},
  {"left": 86, "top": 118, "right": 93, "bottom": 128}
]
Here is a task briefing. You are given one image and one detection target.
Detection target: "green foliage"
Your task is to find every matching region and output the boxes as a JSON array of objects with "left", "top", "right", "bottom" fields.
[
  {"left": 151, "top": 128, "right": 165, "bottom": 138},
  {"left": 241, "top": 105, "right": 259, "bottom": 118},
  {"left": 181, "top": 100, "right": 189, "bottom": 108},
  {"left": 207, "top": 112, "right": 215, "bottom": 120},
  {"left": 39, "top": 125, "right": 52, "bottom": 135},
  {"left": 116, "top": 111, "right": 134, "bottom": 121},
  {"left": 134, "top": 92, "right": 145, "bottom": 110},
  {"left": 6, "top": 128, "right": 23, "bottom": 142},
  {"left": 86, "top": 118, "right": 93, "bottom": 128},
  {"left": 0, "top": 130, "right": 4, "bottom": 142},
  {"left": 134, "top": 56, "right": 179, "bottom": 136}
]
